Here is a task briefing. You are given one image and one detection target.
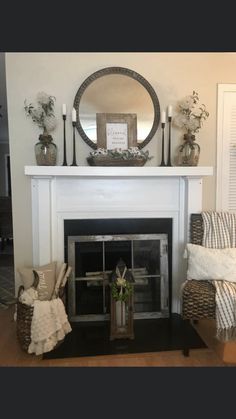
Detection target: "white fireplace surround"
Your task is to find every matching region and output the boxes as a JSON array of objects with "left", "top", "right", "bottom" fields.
[{"left": 25, "top": 165, "right": 213, "bottom": 313}]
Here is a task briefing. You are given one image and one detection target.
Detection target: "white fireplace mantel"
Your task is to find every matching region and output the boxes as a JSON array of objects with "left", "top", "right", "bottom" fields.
[
  {"left": 25, "top": 165, "right": 213, "bottom": 313},
  {"left": 25, "top": 165, "right": 213, "bottom": 178}
]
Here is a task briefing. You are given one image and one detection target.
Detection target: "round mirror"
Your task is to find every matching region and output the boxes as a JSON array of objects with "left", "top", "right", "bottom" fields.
[{"left": 73, "top": 67, "right": 160, "bottom": 150}]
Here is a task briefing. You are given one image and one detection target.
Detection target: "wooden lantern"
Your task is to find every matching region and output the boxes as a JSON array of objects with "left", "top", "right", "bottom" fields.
[{"left": 109, "top": 258, "right": 134, "bottom": 340}]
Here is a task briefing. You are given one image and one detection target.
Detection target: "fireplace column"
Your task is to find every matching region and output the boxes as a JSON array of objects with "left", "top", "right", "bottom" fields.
[
  {"left": 184, "top": 176, "right": 204, "bottom": 241},
  {"left": 31, "top": 176, "right": 55, "bottom": 266}
]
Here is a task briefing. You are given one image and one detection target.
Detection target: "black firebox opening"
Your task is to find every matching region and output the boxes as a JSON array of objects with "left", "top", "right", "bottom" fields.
[{"left": 64, "top": 218, "right": 172, "bottom": 316}]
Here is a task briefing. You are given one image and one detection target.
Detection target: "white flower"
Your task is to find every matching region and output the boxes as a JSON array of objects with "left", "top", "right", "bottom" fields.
[
  {"left": 192, "top": 108, "right": 202, "bottom": 117},
  {"left": 173, "top": 91, "right": 209, "bottom": 134},
  {"left": 31, "top": 107, "right": 44, "bottom": 122},
  {"left": 179, "top": 96, "right": 195, "bottom": 110},
  {"left": 36, "top": 92, "right": 51, "bottom": 105},
  {"left": 128, "top": 147, "right": 141, "bottom": 156},
  {"left": 91, "top": 148, "right": 108, "bottom": 156},
  {"left": 174, "top": 114, "right": 189, "bottom": 129},
  {"left": 187, "top": 118, "right": 200, "bottom": 131},
  {"left": 116, "top": 277, "right": 126, "bottom": 287},
  {"left": 24, "top": 91, "right": 57, "bottom": 134}
]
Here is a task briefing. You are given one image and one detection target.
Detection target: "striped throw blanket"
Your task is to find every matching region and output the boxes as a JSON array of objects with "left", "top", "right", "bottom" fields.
[{"left": 202, "top": 211, "right": 236, "bottom": 341}]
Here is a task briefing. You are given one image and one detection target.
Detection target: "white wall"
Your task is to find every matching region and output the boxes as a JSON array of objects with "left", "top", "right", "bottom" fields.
[{"left": 5, "top": 52, "right": 236, "bottom": 290}]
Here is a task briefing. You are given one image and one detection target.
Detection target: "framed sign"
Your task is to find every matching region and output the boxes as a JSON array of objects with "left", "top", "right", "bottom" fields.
[{"left": 96, "top": 113, "right": 137, "bottom": 149}]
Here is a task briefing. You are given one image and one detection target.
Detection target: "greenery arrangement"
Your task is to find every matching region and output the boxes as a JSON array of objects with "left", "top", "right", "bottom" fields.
[
  {"left": 90, "top": 147, "right": 152, "bottom": 161},
  {"left": 24, "top": 92, "right": 57, "bottom": 135},
  {"left": 111, "top": 277, "right": 133, "bottom": 302},
  {"left": 173, "top": 91, "right": 209, "bottom": 135}
]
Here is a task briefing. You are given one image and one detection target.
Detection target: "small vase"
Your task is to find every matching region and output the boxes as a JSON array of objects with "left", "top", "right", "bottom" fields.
[
  {"left": 177, "top": 133, "right": 200, "bottom": 166},
  {"left": 35, "top": 133, "right": 57, "bottom": 166}
]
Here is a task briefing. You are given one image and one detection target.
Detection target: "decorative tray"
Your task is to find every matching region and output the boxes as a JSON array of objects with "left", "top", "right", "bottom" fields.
[{"left": 87, "top": 156, "right": 147, "bottom": 167}]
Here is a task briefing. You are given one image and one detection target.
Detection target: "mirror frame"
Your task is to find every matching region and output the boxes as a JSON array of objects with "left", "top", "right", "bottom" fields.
[{"left": 73, "top": 66, "right": 160, "bottom": 150}]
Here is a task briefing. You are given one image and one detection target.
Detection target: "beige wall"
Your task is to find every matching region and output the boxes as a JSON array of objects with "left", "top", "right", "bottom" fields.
[
  {"left": 0, "top": 53, "right": 9, "bottom": 145},
  {"left": 0, "top": 53, "right": 10, "bottom": 196},
  {"left": 5, "top": 52, "right": 236, "bottom": 290}
]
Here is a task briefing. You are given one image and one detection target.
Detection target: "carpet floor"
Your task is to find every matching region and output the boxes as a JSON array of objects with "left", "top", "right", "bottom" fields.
[{"left": 43, "top": 314, "right": 206, "bottom": 360}]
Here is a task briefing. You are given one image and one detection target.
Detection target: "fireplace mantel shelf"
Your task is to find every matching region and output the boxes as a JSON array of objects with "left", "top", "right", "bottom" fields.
[{"left": 25, "top": 165, "right": 213, "bottom": 178}]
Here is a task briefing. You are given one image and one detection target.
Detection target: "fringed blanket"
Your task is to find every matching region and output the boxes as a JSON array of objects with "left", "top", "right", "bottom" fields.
[
  {"left": 202, "top": 211, "right": 236, "bottom": 248},
  {"left": 212, "top": 279, "right": 236, "bottom": 341},
  {"left": 28, "top": 298, "right": 72, "bottom": 355},
  {"left": 202, "top": 211, "right": 236, "bottom": 341}
]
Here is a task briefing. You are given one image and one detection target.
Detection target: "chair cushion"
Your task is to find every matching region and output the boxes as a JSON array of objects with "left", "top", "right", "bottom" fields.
[{"left": 182, "top": 279, "right": 216, "bottom": 319}]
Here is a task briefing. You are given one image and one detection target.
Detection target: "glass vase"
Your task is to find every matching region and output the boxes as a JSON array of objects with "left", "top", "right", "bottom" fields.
[
  {"left": 177, "top": 133, "right": 200, "bottom": 166},
  {"left": 35, "top": 134, "right": 57, "bottom": 166}
]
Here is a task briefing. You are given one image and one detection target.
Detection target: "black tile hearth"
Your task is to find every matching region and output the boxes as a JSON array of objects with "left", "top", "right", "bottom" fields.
[{"left": 43, "top": 314, "right": 206, "bottom": 360}]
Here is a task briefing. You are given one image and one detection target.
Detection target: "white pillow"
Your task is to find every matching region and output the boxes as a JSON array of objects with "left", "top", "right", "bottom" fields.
[{"left": 186, "top": 243, "right": 236, "bottom": 282}]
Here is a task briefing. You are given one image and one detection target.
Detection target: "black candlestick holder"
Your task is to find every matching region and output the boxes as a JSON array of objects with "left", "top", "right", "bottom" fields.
[
  {"left": 159, "top": 122, "right": 166, "bottom": 166},
  {"left": 70, "top": 121, "right": 77, "bottom": 166},
  {"left": 62, "top": 114, "right": 67, "bottom": 166},
  {"left": 166, "top": 116, "right": 172, "bottom": 167}
]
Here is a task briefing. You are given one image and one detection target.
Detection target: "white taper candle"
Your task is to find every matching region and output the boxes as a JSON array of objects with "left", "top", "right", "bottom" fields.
[
  {"left": 168, "top": 105, "right": 173, "bottom": 117},
  {"left": 72, "top": 108, "right": 76, "bottom": 122},
  {"left": 62, "top": 104, "right": 66, "bottom": 116},
  {"left": 161, "top": 111, "right": 166, "bottom": 124}
]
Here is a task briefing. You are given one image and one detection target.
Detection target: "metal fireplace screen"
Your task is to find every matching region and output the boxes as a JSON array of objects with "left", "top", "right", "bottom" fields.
[{"left": 67, "top": 233, "right": 169, "bottom": 322}]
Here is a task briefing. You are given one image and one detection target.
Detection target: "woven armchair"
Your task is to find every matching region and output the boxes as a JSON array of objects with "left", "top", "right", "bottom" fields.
[{"left": 182, "top": 214, "right": 216, "bottom": 356}]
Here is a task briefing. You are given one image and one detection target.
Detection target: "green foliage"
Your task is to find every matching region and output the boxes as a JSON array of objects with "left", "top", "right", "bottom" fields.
[
  {"left": 111, "top": 280, "right": 133, "bottom": 302},
  {"left": 90, "top": 147, "right": 153, "bottom": 161}
]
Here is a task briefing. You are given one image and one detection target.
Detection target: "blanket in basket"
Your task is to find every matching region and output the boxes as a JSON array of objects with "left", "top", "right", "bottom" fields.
[
  {"left": 28, "top": 298, "right": 72, "bottom": 355},
  {"left": 202, "top": 211, "right": 236, "bottom": 341}
]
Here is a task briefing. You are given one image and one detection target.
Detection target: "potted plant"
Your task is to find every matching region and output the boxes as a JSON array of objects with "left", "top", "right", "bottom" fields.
[
  {"left": 24, "top": 92, "right": 57, "bottom": 166},
  {"left": 173, "top": 91, "right": 209, "bottom": 166}
]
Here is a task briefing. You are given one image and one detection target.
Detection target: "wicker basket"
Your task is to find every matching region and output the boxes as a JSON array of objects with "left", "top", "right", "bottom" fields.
[
  {"left": 16, "top": 274, "right": 65, "bottom": 353},
  {"left": 16, "top": 290, "right": 34, "bottom": 352}
]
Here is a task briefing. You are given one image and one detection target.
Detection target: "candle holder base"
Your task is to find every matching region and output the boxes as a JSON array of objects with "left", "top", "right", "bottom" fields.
[
  {"left": 167, "top": 116, "right": 172, "bottom": 167},
  {"left": 70, "top": 121, "right": 77, "bottom": 166},
  {"left": 159, "top": 123, "right": 166, "bottom": 167},
  {"left": 61, "top": 114, "right": 67, "bottom": 166}
]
